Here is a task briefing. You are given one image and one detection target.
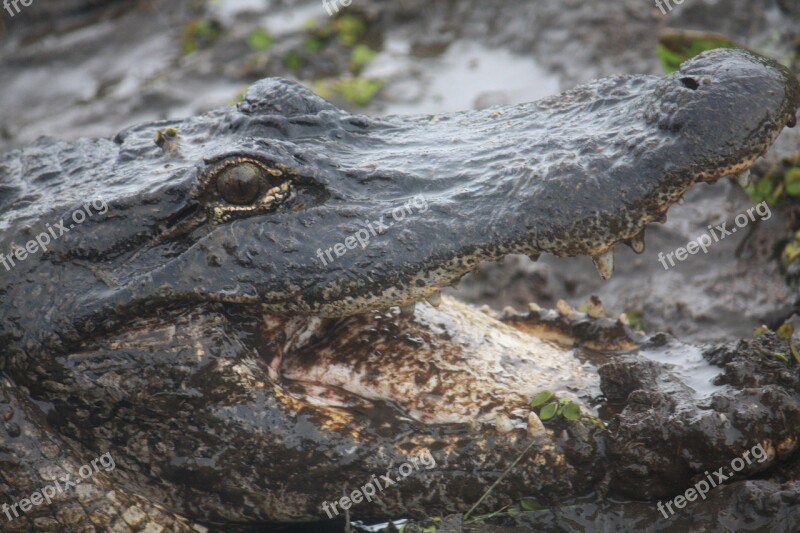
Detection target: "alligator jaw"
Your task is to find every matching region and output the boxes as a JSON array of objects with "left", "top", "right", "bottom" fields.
[
  {"left": 24, "top": 49, "right": 799, "bottom": 349},
  {"left": 283, "top": 48, "right": 800, "bottom": 316}
]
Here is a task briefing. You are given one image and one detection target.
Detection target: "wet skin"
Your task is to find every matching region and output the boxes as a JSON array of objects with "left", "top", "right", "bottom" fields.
[{"left": 0, "top": 49, "right": 799, "bottom": 528}]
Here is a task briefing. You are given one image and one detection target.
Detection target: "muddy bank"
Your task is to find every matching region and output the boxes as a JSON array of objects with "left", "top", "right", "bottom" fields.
[{"left": 399, "top": 332, "right": 800, "bottom": 532}]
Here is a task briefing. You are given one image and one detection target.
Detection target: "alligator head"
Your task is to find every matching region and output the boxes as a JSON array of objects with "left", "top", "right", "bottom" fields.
[{"left": 0, "top": 48, "right": 798, "bottom": 527}]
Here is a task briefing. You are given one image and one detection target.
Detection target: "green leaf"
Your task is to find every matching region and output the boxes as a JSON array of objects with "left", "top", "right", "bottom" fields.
[
  {"left": 305, "top": 36, "right": 326, "bottom": 52},
  {"left": 756, "top": 178, "right": 775, "bottom": 198},
  {"left": 774, "top": 352, "right": 790, "bottom": 363},
  {"left": 782, "top": 240, "right": 800, "bottom": 270},
  {"left": 776, "top": 322, "right": 794, "bottom": 340},
  {"left": 785, "top": 168, "right": 800, "bottom": 197},
  {"left": 785, "top": 182, "right": 800, "bottom": 197},
  {"left": 562, "top": 402, "right": 582, "bottom": 421},
  {"left": 656, "top": 44, "right": 686, "bottom": 74},
  {"left": 752, "top": 325, "right": 769, "bottom": 338},
  {"left": 335, "top": 15, "right": 366, "bottom": 46},
  {"left": 657, "top": 30, "right": 739, "bottom": 73},
  {"left": 248, "top": 28, "right": 274, "bottom": 51},
  {"left": 283, "top": 50, "right": 303, "bottom": 71},
  {"left": 350, "top": 44, "right": 377, "bottom": 74},
  {"left": 530, "top": 390, "right": 554, "bottom": 407},
  {"left": 539, "top": 402, "right": 558, "bottom": 421},
  {"left": 791, "top": 343, "right": 800, "bottom": 364},
  {"left": 624, "top": 308, "right": 643, "bottom": 331},
  {"left": 181, "top": 18, "right": 222, "bottom": 55},
  {"left": 586, "top": 415, "right": 606, "bottom": 430},
  {"left": 520, "top": 498, "right": 544, "bottom": 511},
  {"left": 311, "top": 77, "right": 384, "bottom": 106}
]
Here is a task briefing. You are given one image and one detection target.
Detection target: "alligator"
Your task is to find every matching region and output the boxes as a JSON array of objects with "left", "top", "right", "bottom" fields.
[{"left": 1, "top": 48, "right": 799, "bottom": 531}]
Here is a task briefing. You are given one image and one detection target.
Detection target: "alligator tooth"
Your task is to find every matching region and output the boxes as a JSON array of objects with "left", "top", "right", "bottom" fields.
[
  {"left": 495, "top": 413, "right": 514, "bottom": 434},
  {"left": 556, "top": 299, "right": 573, "bottom": 316},
  {"left": 426, "top": 291, "right": 442, "bottom": 307},
  {"left": 503, "top": 306, "right": 518, "bottom": 317},
  {"left": 528, "top": 302, "right": 541, "bottom": 313},
  {"left": 527, "top": 412, "right": 546, "bottom": 437},
  {"left": 479, "top": 305, "right": 493, "bottom": 315},
  {"left": 591, "top": 251, "right": 614, "bottom": 280},
  {"left": 735, "top": 169, "right": 751, "bottom": 188},
  {"left": 586, "top": 295, "right": 605, "bottom": 318},
  {"left": 627, "top": 230, "right": 645, "bottom": 254},
  {"left": 399, "top": 302, "right": 417, "bottom": 316},
  {"left": 618, "top": 312, "right": 630, "bottom": 325},
  {"left": 677, "top": 197, "right": 685, "bottom": 205}
]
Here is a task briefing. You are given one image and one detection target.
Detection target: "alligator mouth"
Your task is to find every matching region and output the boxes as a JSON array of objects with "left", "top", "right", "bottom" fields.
[
  {"left": 257, "top": 107, "right": 798, "bottom": 425},
  {"left": 255, "top": 48, "right": 800, "bottom": 318},
  {"left": 258, "top": 290, "right": 649, "bottom": 430}
]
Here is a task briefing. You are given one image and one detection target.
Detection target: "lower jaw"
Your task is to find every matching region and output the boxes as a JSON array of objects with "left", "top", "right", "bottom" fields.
[{"left": 273, "top": 296, "right": 602, "bottom": 428}]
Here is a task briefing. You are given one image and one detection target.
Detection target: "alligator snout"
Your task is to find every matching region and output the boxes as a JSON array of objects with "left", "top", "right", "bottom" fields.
[
  {"left": 19, "top": 50, "right": 798, "bottom": 346},
  {"left": 238, "top": 47, "right": 797, "bottom": 316}
]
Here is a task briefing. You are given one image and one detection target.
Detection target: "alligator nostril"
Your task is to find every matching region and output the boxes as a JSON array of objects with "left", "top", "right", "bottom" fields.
[
  {"left": 788, "top": 115, "right": 797, "bottom": 128},
  {"left": 680, "top": 77, "right": 699, "bottom": 90}
]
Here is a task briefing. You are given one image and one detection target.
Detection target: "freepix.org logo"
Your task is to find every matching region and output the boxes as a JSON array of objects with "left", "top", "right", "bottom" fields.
[
  {"left": 2, "top": 452, "right": 116, "bottom": 522},
  {"left": 0, "top": 199, "right": 108, "bottom": 272},
  {"left": 315, "top": 195, "right": 428, "bottom": 266},
  {"left": 3, "top": 0, "right": 33, "bottom": 18}
]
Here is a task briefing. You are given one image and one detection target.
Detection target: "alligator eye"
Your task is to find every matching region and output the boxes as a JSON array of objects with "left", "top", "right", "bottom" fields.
[{"left": 217, "top": 163, "right": 263, "bottom": 204}]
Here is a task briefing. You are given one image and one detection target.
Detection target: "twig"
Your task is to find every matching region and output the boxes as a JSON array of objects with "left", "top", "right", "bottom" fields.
[{"left": 463, "top": 438, "right": 538, "bottom": 522}]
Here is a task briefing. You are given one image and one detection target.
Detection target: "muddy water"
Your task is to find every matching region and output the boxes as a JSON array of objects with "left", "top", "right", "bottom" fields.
[{"left": 364, "top": 38, "right": 560, "bottom": 115}]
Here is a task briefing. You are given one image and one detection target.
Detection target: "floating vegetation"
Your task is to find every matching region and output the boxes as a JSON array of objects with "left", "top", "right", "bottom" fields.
[
  {"left": 738, "top": 151, "right": 800, "bottom": 277},
  {"left": 350, "top": 43, "right": 377, "bottom": 74},
  {"left": 657, "top": 29, "right": 740, "bottom": 73},
  {"left": 623, "top": 308, "right": 644, "bottom": 332},
  {"left": 181, "top": 18, "right": 223, "bottom": 55},
  {"left": 248, "top": 27, "right": 274, "bottom": 52},
  {"left": 312, "top": 77, "right": 384, "bottom": 106},
  {"left": 529, "top": 390, "right": 605, "bottom": 430},
  {"left": 283, "top": 49, "right": 304, "bottom": 71},
  {"left": 751, "top": 323, "right": 800, "bottom": 364}
]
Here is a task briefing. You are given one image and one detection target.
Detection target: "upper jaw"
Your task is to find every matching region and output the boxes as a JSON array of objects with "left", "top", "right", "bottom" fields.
[
  {"left": 92, "top": 49, "right": 800, "bottom": 320},
  {"left": 263, "top": 48, "right": 799, "bottom": 316}
]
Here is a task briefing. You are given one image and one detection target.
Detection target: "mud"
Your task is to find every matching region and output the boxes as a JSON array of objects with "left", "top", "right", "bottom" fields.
[{"left": 400, "top": 333, "right": 800, "bottom": 532}]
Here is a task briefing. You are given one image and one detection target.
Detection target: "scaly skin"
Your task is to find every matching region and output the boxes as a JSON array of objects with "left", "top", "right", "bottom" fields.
[{"left": 0, "top": 49, "right": 798, "bottom": 528}]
